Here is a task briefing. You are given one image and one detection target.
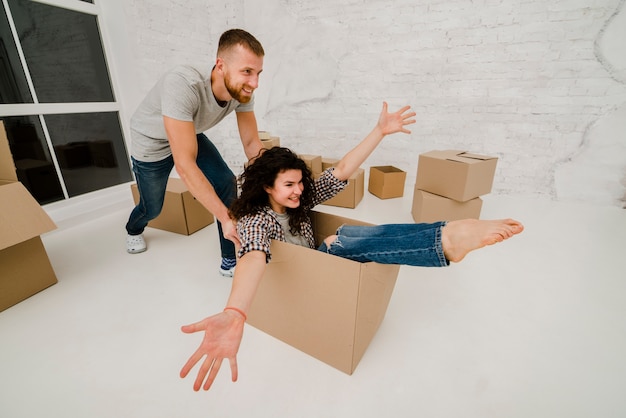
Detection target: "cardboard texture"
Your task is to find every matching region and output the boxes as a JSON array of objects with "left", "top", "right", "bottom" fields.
[
  {"left": 411, "top": 188, "right": 482, "bottom": 223},
  {"left": 415, "top": 150, "right": 497, "bottom": 202},
  {"left": 130, "top": 177, "right": 214, "bottom": 235},
  {"left": 299, "top": 154, "right": 323, "bottom": 178},
  {"left": 247, "top": 211, "right": 400, "bottom": 375},
  {"left": 0, "top": 121, "right": 58, "bottom": 312},
  {"left": 321, "top": 168, "right": 365, "bottom": 209},
  {"left": 368, "top": 166, "right": 407, "bottom": 199}
]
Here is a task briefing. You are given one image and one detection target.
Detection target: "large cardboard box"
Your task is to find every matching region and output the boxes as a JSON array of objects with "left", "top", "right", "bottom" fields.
[
  {"left": 247, "top": 211, "right": 400, "bottom": 375},
  {"left": 415, "top": 150, "right": 497, "bottom": 202},
  {"left": 411, "top": 188, "right": 482, "bottom": 223},
  {"left": 1, "top": 122, "right": 58, "bottom": 312},
  {"left": 368, "top": 166, "right": 406, "bottom": 199},
  {"left": 321, "top": 168, "right": 365, "bottom": 209},
  {"left": 130, "top": 177, "right": 214, "bottom": 235}
]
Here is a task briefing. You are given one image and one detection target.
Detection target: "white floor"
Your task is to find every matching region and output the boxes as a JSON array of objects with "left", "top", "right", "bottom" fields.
[{"left": 1, "top": 188, "right": 625, "bottom": 418}]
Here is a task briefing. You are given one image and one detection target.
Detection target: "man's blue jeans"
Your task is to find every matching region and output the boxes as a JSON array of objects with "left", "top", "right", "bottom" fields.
[
  {"left": 125, "top": 133, "right": 236, "bottom": 259},
  {"left": 317, "top": 222, "right": 449, "bottom": 267}
]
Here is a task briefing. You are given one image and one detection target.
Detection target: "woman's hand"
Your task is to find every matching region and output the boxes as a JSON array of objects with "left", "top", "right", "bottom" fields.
[
  {"left": 377, "top": 101, "right": 416, "bottom": 136},
  {"left": 179, "top": 310, "right": 245, "bottom": 391}
]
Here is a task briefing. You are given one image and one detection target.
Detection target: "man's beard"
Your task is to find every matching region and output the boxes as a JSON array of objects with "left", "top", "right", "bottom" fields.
[{"left": 224, "top": 75, "right": 252, "bottom": 104}]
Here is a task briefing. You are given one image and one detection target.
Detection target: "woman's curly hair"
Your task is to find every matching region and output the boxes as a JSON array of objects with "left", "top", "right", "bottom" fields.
[{"left": 229, "top": 147, "right": 315, "bottom": 235}]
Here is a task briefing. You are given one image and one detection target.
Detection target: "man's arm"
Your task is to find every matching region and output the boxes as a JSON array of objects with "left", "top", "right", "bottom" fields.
[
  {"left": 164, "top": 116, "right": 239, "bottom": 245},
  {"left": 236, "top": 111, "right": 264, "bottom": 160}
]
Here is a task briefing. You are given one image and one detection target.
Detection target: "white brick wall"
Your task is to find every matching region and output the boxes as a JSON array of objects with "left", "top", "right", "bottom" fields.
[{"left": 114, "top": 0, "right": 626, "bottom": 207}]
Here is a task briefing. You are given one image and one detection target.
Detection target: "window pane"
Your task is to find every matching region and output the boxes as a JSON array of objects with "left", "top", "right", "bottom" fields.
[
  {"left": 8, "top": 0, "right": 114, "bottom": 103},
  {"left": 0, "top": 4, "right": 34, "bottom": 104},
  {"left": 1, "top": 115, "right": 64, "bottom": 204},
  {"left": 44, "top": 112, "right": 132, "bottom": 197}
]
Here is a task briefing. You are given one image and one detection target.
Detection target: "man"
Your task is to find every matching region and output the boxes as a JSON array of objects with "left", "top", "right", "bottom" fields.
[{"left": 125, "top": 29, "right": 265, "bottom": 277}]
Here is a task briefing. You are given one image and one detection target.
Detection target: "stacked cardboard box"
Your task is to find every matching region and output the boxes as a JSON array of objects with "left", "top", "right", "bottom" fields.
[
  {"left": 247, "top": 211, "right": 400, "bottom": 375},
  {"left": 130, "top": 177, "right": 214, "bottom": 235},
  {"left": 411, "top": 150, "right": 497, "bottom": 223},
  {"left": 0, "top": 121, "right": 58, "bottom": 312}
]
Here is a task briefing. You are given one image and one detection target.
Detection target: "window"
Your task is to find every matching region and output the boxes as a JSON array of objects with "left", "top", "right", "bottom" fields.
[{"left": 0, "top": 0, "right": 131, "bottom": 204}]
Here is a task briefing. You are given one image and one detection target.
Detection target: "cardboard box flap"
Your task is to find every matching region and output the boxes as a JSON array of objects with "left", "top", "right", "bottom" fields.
[
  {"left": 0, "top": 121, "right": 18, "bottom": 182},
  {"left": 0, "top": 182, "right": 57, "bottom": 250},
  {"left": 446, "top": 151, "right": 496, "bottom": 164},
  {"left": 353, "top": 262, "right": 399, "bottom": 370},
  {"left": 456, "top": 152, "right": 497, "bottom": 162}
]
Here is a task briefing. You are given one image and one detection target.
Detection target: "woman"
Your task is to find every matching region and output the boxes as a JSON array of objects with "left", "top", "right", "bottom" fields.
[{"left": 180, "top": 102, "right": 524, "bottom": 391}]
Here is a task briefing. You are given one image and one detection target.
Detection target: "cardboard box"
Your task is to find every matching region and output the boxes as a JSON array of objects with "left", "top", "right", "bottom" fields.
[
  {"left": 88, "top": 140, "right": 117, "bottom": 167},
  {"left": 415, "top": 150, "right": 497, "bottom": 202},
  {"left": 321, "top": 168, "right": 365, "bottom": 209},
  {"left": 261, "top": 137, "right": 280, "bottom": 150},
  {"left": 247, "top": 211, "right": 400, "bottom": 375},
  {"left": 54, "top": 142, "right": 92, "bottom": 169},
  {"left": 299, "top": 154, "right": 322, "bottom": 178},
  {"left": 258, "top": 131, "right": 280, "bottom": 150},
  {"left": 1, "top": 121, "right": 58, "bottom": 312},
  {"left": 411, "top": 188, "right": 482, "bottom": 223},
  {"left": 130, "top": 177, "right": 214, "bottom": 235},
  {"left": 368, "top": 166, "right": 406, "bottom": 199}
]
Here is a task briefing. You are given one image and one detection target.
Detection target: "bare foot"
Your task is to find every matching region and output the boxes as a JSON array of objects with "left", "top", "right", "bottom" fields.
[{"left": 441, "top": 218, "right": 524, "bottom": 263}]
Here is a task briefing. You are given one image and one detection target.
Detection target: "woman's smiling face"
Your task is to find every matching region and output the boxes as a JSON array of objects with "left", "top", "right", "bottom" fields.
[{"left": 264, "top": 169, "right": 304, "bottom": 214}]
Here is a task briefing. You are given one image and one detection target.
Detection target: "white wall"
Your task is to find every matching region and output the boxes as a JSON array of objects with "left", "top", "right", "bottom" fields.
[{"left": 104, "top": 0, "right": 626, "bottom": 208}]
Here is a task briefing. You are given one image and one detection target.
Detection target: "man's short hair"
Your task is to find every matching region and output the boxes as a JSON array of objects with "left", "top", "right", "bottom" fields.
[{"left": 218, "top": 29, "right": 264, "bottom": 57}]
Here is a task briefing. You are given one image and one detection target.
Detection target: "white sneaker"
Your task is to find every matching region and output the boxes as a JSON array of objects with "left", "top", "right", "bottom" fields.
[
  {"left": 219, "top": 266, "right": 235, "bottom": 277},
  {"left": 219, "top": 258, "right": 236, "bottom": 277},
  {"left": 126, "top": 234, "right": 147, "bottom": 254}
]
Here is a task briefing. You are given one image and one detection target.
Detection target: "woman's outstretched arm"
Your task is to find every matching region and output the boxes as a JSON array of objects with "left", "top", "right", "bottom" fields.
[{"left": 332, "top": 102, "right": 416, "bottom": 181}]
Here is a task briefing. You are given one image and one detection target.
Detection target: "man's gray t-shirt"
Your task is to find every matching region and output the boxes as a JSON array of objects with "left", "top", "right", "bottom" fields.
[{"left": 129, "top": 65, "right": 254, "bottom": 162}]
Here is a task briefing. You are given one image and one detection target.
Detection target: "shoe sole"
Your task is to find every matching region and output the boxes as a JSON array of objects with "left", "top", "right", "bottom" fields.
[{"left": 127, "top": 247, "right": 147, "bottom": 254}]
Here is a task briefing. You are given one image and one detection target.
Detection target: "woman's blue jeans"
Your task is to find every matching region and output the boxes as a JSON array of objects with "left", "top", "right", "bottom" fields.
[
  {"left": 317, "top": 222, "right": 449, "bottom": 267},
  {"left": 125, "top": 133, "right": 236, "bottom": 259}
]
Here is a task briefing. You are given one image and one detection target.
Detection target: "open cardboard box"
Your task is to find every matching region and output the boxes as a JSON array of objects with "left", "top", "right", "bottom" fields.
[
  {"left": 368, "top": 165, "right": 406, "bottom": 199},
  {"left": 247, "top": 211, "right": 400, "bottom": 375},
  {"left": 0, "top": 121, "right": 58, "bottom": 312},
  {"left": 131, "top": 177, "right": 214, "bottom": 235},
  {"left": 415, "top": 150, "right": 497, "bottom": 202}
]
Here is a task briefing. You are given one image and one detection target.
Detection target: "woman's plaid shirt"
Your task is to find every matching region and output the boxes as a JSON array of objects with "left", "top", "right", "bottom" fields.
[{"left": 237, "top": 168, "right": 348, "bottom": 262}]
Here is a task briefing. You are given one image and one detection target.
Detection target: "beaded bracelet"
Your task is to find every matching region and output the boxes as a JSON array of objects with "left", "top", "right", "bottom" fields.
[{"left": 223, "top": 306, "right": 247, "bottom": 321}]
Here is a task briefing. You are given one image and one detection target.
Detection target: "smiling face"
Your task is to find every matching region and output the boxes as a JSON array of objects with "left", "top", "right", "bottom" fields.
[
  {"left": 264, "top": 169, "right": 304, "bottom": 214},
  {"left": 219, "top": 44, "right": 263, "bottom": 104}
]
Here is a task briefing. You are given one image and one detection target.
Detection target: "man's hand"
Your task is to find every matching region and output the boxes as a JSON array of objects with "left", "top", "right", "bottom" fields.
[
  {"left": 180, "top": 311, "right": 245, "bottom": 391},
  {"left": 221, "top": 219, "right": 242, "bottom": 248}
]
